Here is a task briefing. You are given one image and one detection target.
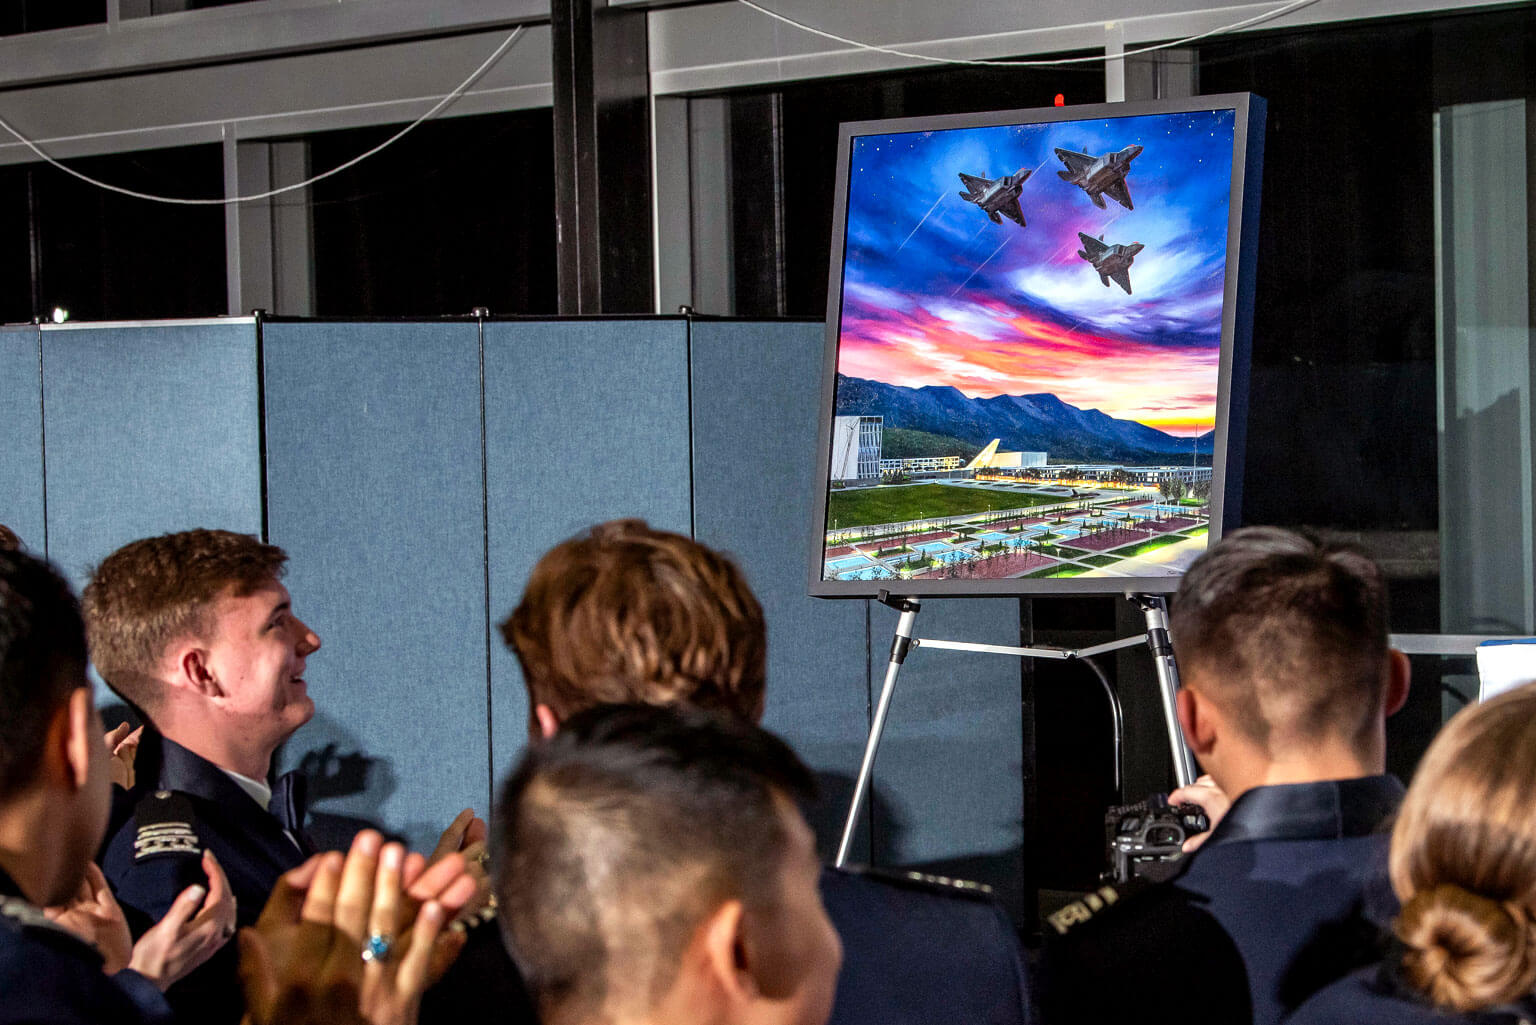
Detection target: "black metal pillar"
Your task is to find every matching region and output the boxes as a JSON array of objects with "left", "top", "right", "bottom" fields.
[{"left": 551, "top": 0, "right": 654, "bottom": 314}]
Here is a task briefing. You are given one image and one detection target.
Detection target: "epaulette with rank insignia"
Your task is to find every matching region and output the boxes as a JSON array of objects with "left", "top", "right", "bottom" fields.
[
  {"left": 1045, "top": 880, "right": 1151, "bottom": 936},
  {"left": 842, "top": 864, "right": 997, "bottom": 903},
  {"left": 132, "top": 790, "right": 202, "bottom": 862}
]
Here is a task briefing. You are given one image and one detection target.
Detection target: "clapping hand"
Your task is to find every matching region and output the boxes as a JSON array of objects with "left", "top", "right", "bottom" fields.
[
  {"left": 239, "top": 830, "right": 477, "bottom": 1025},
  {"left": 46, "top": 850, "right": 236, "bottom": 991}
]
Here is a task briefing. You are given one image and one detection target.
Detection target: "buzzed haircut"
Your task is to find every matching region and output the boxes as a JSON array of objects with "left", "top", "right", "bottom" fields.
[
  {"left": 501, "top": 519, "right": 767, "bottom": 724},
  {"left": 0, "top": 550, "right": 88, "bottom": 798},
  {"left": 81, "top": 529, "right": 287, "bottom": 717},
  {"left": 493, "top": 703, "right": 815, "bottom": 1025},
  {"left": 0, "top": 524, "right": 19, "bottom": 552},
  {"left": 1170, "top": 525, "right": 1390, "bottom": 751}
]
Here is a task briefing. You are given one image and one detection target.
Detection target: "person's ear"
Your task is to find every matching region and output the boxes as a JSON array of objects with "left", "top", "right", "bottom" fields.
[
  {"left": 534, "top": 704, "right": 561, "bottom": 740},
  {"left": 698, "top": 899, "right": 757, "bottom": 1006},
  {"left": 737, "top": 898, "right": 799, "bottom": 1000},
  {"left": 63, "top": 688, "right": 96, "bottom": 790},
  {"left": 172, "top": 644, "right": 221, "bottom": 698},
  {"left": 1178, "top": 686, "right": 1217, "bottom": 757},
  {"left": 1383, "top": 648, "right": 1411, "bottom": 717}
]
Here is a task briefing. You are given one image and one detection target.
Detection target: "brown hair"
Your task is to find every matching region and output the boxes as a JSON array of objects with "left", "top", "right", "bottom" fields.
[
  {"left": 1390, "top": 683, "right": 1536, "bottom": 1012},
  {"left": 81, "top": 529, "right": 287, "bottom": 717},
  {"left": 1169, "top": 526, "right": 1389, "bottom": 752},
  {"left": 500, "top": 520, "right": 766, "bottom": 725},
  {"left": 0, "top": 524, "right": 19, "bottom": 552}
]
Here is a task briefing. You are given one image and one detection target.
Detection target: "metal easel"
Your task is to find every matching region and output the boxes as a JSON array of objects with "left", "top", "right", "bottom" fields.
[{"left": 834, "top": 588, "right": 1198, "bottom": 868}]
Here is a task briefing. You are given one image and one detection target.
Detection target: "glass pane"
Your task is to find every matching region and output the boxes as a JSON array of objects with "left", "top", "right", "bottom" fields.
[
  {"left": 308, "top": 109, "right": 558, "bottom": 317},
  {"left": 26, "top": 145, "right": 226, "bottom": 321},
  {"left": 0, "top": 1, "right": 105, "bottom": 34},
  {"left": 1198, "top": 6, "right": 1536, "bottom": 636}
]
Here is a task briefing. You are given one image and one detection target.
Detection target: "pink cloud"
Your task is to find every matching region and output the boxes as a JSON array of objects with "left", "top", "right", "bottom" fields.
[{"left": 838, "top": 297, "right": 1219, "bottom": 436}]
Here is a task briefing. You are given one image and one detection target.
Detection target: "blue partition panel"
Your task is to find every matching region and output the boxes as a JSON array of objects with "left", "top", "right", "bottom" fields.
[
  {"left": 688, "top": 320, "right": 874, "bottom": 860},
  {"left": 40, "top": 321, "right": 262, "bottom": 591},
  {"left": 264, "top": 321, "right": 489, "bottom": 853},
  {"left": 0, "top": 327, "right": 44, "bottom": 554},
  {"left": 868, "top": 596, "right": 1024, "bottom": 914},
  {"left": 484, "top": 319, "right": 693, "bottom": 776}
]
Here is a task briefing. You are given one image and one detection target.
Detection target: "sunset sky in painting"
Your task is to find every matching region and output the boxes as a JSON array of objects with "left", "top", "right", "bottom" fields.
[{"left": 835, "top": 109, "right": 1235, "bottom": 437}]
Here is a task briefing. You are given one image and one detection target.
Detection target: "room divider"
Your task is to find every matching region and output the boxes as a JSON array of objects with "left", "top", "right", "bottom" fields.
[{"left": 0, "top": 314, "right": 1024, "bottom": 910}]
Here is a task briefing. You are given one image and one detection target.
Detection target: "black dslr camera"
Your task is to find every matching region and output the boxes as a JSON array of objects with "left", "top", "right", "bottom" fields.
[{"left": 1103, "top": 794, "right": 1210, "bottom": 884}]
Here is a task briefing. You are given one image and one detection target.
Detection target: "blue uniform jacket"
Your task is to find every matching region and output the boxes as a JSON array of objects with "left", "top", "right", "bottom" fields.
[
  {"left": 1042, "top": 774, "right": 1404, "bottom": 1025},
  {"left": 1285, "top": 962, "right": 1536, "bottom": 1025},
  {"left": 0, "top": 866, "right": 174, "bottom": 1025},
  {"left": 101, "top": 733, "right": 308, "bottom": 1025},
  {"left": 821, "top": 866, "right": 1034, "bottom": 1025}
]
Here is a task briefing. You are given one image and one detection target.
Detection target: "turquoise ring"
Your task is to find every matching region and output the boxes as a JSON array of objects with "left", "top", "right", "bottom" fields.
[{"left": 361, "top": 931, "right": 394, "bottom": 964}]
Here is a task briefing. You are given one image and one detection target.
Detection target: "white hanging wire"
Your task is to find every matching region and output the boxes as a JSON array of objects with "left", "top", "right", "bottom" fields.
[
  {"left": 734, "top": 0, "right": 1327, "bottom": 67},
  {"left": 0, "top": 26, "right": 526, "bottom": 206}
]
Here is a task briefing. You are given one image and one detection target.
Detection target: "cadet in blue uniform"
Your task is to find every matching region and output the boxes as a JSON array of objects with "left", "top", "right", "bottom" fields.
[
  {"left": 102, "top": 729, "right": 312, "bottom": 1024},
  {"left": 494, "top": 704, "right": 846, "bottom": 1025},
  {"left": 1288, "top": 684, "right": 1536, "bottom": 1025},
  {"left": 0, "top": 549, "right": 174, "bottom": 1025},
  {"left": 84, "top": 531, "right": 323, "bottom": 1025},
  {"left": 502, "top": 519, "right": 1034, "bottom": 1025},
  {"left": 1042, "top": 527, "right": 1412, "bottom": 1025},
  {"left": 85, "top": 529, "right": 501, "bottom": 1025}
]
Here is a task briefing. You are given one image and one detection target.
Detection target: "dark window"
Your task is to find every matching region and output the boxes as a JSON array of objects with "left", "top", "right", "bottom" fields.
[
  {"left": 0, "top": 145, "right": 226, "bottom": 322},
  {"left": 308, "top": 108, "right": 558, "bottom": 317},
  {"left": 0, "top": 0, "right": 105, "bottom": 33},
  {"left": 0, "top": 166, "right": 33, "bottom": 325}
]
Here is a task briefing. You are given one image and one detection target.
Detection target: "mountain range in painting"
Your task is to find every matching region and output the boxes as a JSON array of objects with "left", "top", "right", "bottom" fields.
[{"left": 836, "top": 374, "right": 1213, "bottom": 465}]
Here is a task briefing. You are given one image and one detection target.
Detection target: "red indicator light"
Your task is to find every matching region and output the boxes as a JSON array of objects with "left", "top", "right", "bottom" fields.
[{"left": 1054, "top": 93, "right": 1065, "bottom": 107}]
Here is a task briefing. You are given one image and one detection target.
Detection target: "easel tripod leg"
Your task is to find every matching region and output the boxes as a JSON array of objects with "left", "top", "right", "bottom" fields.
[
  {"left": 1132, "top": 593, "right": 1199, "bottom": 788},
  {"left": 835, "top": 596, "right": 920, "bottom": 868}
]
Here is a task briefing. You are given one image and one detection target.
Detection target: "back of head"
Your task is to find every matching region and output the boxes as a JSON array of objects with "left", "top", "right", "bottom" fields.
[
  {"left": 1390, "top": 683, "right": 1536, "bottom": 1012},
  {"left": 493, "top": 703, "right": 815, "bottom": 1025},
  {"left": 501, "top": 520, "right": 766, "bottom": 724},
  {"left": 1170, "top": 525, "right": 1389, "bottom": 752},
  {"left": 0, "top": 549, "right": 87, "bottom": 799},
  {"left": 0, "top": 524, "right": 19, "bottom": 552},
  {"left": 81, "top": 528, "right": 287, "bottom": 717}
]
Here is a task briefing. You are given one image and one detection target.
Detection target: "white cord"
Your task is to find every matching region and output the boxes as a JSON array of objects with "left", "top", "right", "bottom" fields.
[
  {"left": 734, "top": 0, "right": 1326, "bottom": 67},
  {"left": 0, "top": 26, "right": 526, "bottom": 206}
]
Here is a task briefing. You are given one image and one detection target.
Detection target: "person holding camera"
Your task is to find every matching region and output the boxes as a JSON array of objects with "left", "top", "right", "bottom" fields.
[{"left": 1042, "top": 527, "right": 1411, "bottom": 1025}]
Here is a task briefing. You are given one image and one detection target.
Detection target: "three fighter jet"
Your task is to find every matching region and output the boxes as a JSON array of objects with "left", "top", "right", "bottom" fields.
[{"left": 954, "top": 141, "right": 1149, "bottom": 295}]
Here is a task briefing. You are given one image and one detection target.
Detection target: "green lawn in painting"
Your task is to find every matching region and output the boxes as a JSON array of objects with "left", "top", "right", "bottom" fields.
[{"left": 826, "top": 484, "right": 1059, "bottom": 530}]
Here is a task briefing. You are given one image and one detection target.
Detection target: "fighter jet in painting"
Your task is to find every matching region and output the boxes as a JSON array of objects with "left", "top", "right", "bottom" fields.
[
  {"left": 957, "top": 168, "right": 1031, "bottom": 227},
  {"left": 1077, "top": 232, "right": 1144, "bottom": 294},
  {"left": 1054, "top": 144, "right": 1143, "bottom": 210}
]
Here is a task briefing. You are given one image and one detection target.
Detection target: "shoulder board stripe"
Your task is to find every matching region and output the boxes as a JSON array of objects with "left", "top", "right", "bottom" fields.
[
  {"left": 1047, "top": 885, "right": 1122, "bottom": 935},
  {"left": 134, "top": 822, "right": 201, "bottom": 860}
]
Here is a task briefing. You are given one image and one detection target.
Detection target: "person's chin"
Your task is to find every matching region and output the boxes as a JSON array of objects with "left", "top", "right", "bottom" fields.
[{"left": 279, "top": 694, "right": 316, "bottom": 732}]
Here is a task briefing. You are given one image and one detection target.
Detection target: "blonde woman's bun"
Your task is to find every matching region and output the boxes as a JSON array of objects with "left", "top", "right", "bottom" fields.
[{"left": 1397, "top": 883, "right": 1536, "bottom": 1011}]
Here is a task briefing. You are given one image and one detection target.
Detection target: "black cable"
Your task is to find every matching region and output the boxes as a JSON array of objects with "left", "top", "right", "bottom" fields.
[{"left": 1079, "top": 655, "right": 1124, "bottom": 801}]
